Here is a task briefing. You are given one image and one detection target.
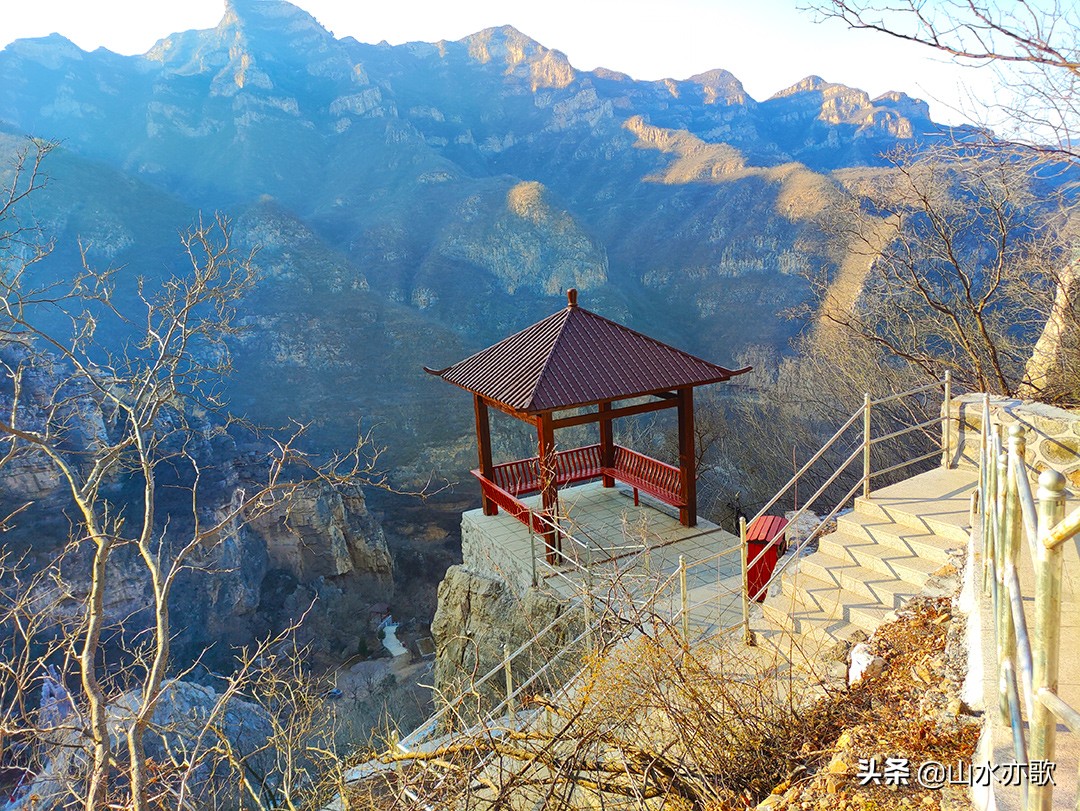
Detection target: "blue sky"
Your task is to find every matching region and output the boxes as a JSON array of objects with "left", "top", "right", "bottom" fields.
[{"left": 2, "top": 0, "right": 993, "bottom": 126}]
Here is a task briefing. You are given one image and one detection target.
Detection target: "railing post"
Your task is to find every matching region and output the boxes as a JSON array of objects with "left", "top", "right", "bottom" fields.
[
  {"left": 679, "top": 554, "right": 690, "bottom": 644},
  {"left": 862, "top": 393, "right": 872, "bottom": 499},
  {"left": 980, "top": 395, "right": 990, "bottom": 516},
  {"left": 503, "top": 643, "right": 515, "bottom": 718},
  {"left": 941, "top": 370, "right": 952, "bottom": 468},
  {"left": 981, "top": 395, "right": 993, "bottom": 596},
  {"left": 584, "top": 566, "right": 594, "bottom": 656},
  {"left": 997, "top": 425, "right": 1024, "bottom": 724},
  {"left": 989, "top": 425, "right": 1002, "bottom": 599},
  {"left": 987, "top": 429, "right": 1004, "bottom": 622},
  {"left": 740, "top": 517, "right": 755, "bottom": 646},
  {"left": 528, "top": 509, "right": 538, "bottom": 588},
  {"left": 1031, "top": 469, "right": 1066, "bottom": 811},
  {"left": 994, "top": 446, "right": 1008, "bottom": 671}
]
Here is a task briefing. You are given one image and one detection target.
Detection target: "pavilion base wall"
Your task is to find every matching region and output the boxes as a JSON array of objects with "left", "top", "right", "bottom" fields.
[
  {"left": 429, "top": 564, "right": 582, "bottom": 724},
  {"left": 461, "top": 507, "right": 537, "bottom": 595}
]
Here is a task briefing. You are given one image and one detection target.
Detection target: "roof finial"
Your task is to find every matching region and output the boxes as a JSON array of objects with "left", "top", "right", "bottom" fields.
[{"left": 567, "top": 288, "right": 578, "bottom": 308}]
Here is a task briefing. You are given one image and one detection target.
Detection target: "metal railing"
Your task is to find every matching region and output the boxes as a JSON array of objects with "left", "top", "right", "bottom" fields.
[
  {"left": 390, "top": 504, "right": 687, "bottom": 760},
  {"left": 664, "top": 373, "right": 954, "bottom": 647},
  {"left": 979, "top": 395, "right": 1080, "bottom": 811},
  {"left": 343, "top": 373, "right": 957, "bottom": 801},
  {"left": 513, "top": 374, "right": 956, "bottom": 653},
  {"left": 497, "top": 373, "right": 956, "bottom": 653}
]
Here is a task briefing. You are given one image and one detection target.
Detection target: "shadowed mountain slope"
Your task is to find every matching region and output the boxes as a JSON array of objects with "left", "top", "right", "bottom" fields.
[{"left": 0, "top": 0, "right": 952, "bottom": 471}]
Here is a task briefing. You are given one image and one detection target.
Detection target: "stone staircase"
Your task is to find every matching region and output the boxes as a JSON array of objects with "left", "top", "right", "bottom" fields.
[{"left": 757, "top": 466, "right": 978, "bottom": 654}]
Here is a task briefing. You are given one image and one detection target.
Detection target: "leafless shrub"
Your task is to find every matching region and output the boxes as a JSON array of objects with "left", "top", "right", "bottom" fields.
[{"left": 0, "top": 138, "right": 411, "bottom": 810}]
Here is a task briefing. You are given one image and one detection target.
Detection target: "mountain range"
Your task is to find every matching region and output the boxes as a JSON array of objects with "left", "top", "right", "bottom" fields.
[{"left": 0, "top": 0, "right": 951, "bottom": 472}]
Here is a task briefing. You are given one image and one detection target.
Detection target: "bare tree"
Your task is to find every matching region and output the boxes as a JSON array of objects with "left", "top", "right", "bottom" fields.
[
  {"left": 802, "top": 141, "right": 1074, "bottom": 398},
  {"left": 0, "top": 138, "right": 391, "bottom": 809},
  {"left": 811, "top": 0, "right": 1079, "bottom": 160}
]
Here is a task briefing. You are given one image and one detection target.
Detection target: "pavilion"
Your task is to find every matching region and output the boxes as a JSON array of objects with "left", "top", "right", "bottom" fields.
[{"left": 425, "top": 290, "right": 750, "bottom": 564}]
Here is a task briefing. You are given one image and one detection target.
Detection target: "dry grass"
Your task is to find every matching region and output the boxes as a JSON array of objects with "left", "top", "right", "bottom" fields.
[
  {"left": 340, "top": 590, "right": 977, "bottom": 810},
  {"left": 759, "top": 596, "right": 981, "bottom": 811}
]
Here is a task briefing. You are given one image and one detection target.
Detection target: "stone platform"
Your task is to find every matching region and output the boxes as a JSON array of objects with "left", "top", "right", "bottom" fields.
[{"left": 460, "top": 481, "right": 740, "bottom": 612}]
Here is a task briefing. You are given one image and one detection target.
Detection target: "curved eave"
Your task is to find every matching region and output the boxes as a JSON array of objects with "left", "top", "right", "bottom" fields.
[{"left": 426, "top": 364, "right": 753, "bottom": 416}]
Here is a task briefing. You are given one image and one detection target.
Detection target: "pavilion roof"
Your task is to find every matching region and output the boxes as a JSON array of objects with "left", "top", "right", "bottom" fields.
[{"left": 425, "top": 290, "right": 750, "bottom": 413}]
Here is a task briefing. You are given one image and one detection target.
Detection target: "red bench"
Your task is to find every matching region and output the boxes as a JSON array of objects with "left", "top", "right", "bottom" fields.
[{"left": 475, "top": 443, "right": 686, "bottom": 517}]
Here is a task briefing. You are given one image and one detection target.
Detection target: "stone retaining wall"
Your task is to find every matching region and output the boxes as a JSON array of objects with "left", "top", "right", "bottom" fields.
[
  {"left": 947, "top": 394, "right": 1080, "bottom": 493},
  {"left": 460, "top": 509, "right": 537, "bottom": 595}
]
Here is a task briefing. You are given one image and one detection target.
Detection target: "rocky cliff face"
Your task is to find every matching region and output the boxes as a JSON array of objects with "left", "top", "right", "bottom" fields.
[
  {"left": 250, "top": 483, "right": 392, "bottom": 582},
  {"left": 13, "top": 679, "right": 275, "bottom": 810},
  {"left": 430, "top": 565, "right": 582, "bottom": 714},
  {"left": 0, "top": 345, "right": 393, "bottom": 670},
  {"left": 0, "top": 3, "right": 954, "bottom": 448},
  {"left": 237, "top": 480, "right": 394, "bottom": 664}
]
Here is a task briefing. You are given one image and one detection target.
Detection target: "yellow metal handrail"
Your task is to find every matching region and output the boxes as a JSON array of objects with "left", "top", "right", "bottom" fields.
[{"left": 980, "top": 396, "right": 1080, "bottom": 811}]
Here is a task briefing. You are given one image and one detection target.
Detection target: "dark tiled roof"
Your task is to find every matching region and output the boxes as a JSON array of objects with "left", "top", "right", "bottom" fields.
[{"left": 426, "top": 292, "right": 750, "bottom": 413}]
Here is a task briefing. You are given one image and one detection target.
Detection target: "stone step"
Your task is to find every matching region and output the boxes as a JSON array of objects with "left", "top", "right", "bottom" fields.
[
  {"left": 760, "top": 598, "right": 876, "bottom": 653},
  {"left": 836, "top": 511, "right": 961, "bottom": 565},
  {"left": 852, "top": 467, "right": 976, "bottom": 544},
  {"left": 817, "top": 530, "right": 946, "bottom": 587},
  {"left": 762, "top": 579, "right": 893, "bottom": 641},
  {"left": 852, "top": 496, "right": 970, "bottom": 544},
  {"left": 748, "top": 469, "right": 978, "bottom": 696},
  {"left": 792, "top": 547, "right": 927, "bottom": 609},
  {"left": 749, "top": 622, "right": 850, "bottom": 685},
  {"left": 778, "top": 569, "right": 898, "bottom": 632},
  {"left": 781, "top": 563, "right": 915, "bottom": 617},
  {"left": 700, "top": 630, "right": 798, "bottom": 681}
]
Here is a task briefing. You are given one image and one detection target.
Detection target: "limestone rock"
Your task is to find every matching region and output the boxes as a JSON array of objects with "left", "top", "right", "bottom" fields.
[
  {"left": 249, "top": 481, "right": 392, "bottom": 583},
  {"left": 1021, "top": 257, "right": 1080, "bottom": 403},
  {"left": 848, "top": 642, "right": 886, "bottom": 685},
  {"left": 440, "top": 180, "right": 608, "bottom": 296},
  {"left": 9, "top": 679, "right": 275, "bottom": 811},
  {"left": 431, "top": 565, "right": 583, "bottom": 717}
]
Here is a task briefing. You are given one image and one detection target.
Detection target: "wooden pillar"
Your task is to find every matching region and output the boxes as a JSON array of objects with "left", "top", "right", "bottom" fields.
[
  {"left": 677, "top": 387, "right": 697, "bottom": 527},
  {"left": 598, "top": 400, "right": 615, "bottom": 487},
  {"left": 536, "top": 412, "right": 560, "bottom": 564},
  {"left": 474, "top": 394, "right": 497, "bottom": 515}
]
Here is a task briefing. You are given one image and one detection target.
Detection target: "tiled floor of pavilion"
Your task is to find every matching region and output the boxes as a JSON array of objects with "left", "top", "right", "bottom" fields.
[{"left": 461, "top": 481, "right": 746, "bottom": 639}]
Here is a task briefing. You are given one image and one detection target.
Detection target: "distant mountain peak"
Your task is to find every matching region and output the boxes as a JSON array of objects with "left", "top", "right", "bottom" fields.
[
  {"left": 686, "top": 68, "right": 750, "bottom": 105},
  {"left": 459, "top": 25, "right": 575, "bottom": 91},
  {"left": 146, "top": 0, "right": 360, "bottom": 94},
  {"left": 592, "top": 67, "right": 631, "bottom": 82},
  {"left": 771, "top": 75, "right": 833, "bottom": 98},
  {"left": 220, "top": 0, "right": 331, "bottom": 41},
  {"left": 460, "top": 24, "right": 554, "bottom": 61},
  {"left": 764, "top": 75, "right": 929, "bottom": 138},
  {"left": 2, "top": 33, "right": 85, "bottom": 68},
  {"left": 224, "top": 0, "right": 311, "bottom": 18},
  {"left": 873, "top": 90, "right": 932, "bottom": 121},
  {"left": 472, "top": 24, "right": 534, "bottom": 42}
]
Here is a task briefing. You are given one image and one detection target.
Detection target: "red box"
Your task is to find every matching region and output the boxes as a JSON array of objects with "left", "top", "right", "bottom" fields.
[{"left": 745, "top": 515, "right": 789, "bottom": 602}]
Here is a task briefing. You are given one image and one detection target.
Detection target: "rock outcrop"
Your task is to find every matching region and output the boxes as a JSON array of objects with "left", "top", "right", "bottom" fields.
[
  {"left": 430, "top": 565, "right": 582, "bottom": 715},
  {"left": 9, "top": 679, "right": 276, "bottom": 811},
  {"left": 0, "top": 342, "right": 393, "bottom": 671},
  {"left": 1020, "top": 254, "right": 1080, "bottom": 403},
  {"left": 250, "top": 482, "right": 392, "bottom": 583}
]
